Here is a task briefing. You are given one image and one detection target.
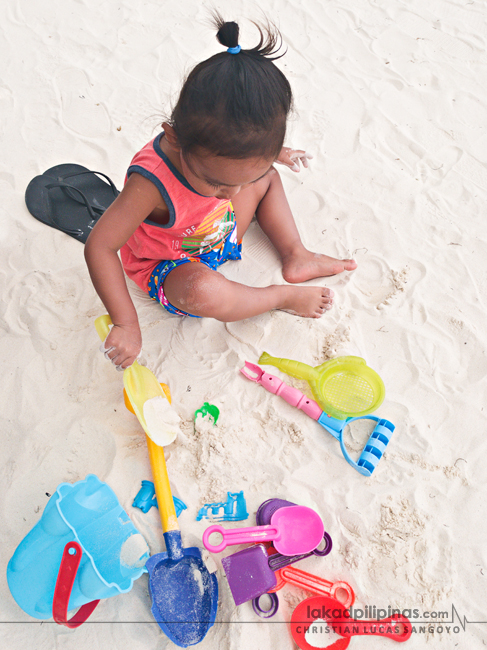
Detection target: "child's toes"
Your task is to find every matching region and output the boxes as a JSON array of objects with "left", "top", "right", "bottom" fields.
[
  {"left": 343, "top": 259, "right": 357, "bottom": 271},
  {"left": 322, "top": 294, "right": 333, "bottom": 307},
  {"left": 316, "top": 302, "right": 332, "bottom": 316}
]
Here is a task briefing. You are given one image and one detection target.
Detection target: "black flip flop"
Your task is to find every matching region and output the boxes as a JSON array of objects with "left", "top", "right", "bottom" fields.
[
  {"left": 42, "top": 164, "right": 120, "bottom": 214},
  {"left": 25, "top": 175, "right": 101, "bottom": 243}
]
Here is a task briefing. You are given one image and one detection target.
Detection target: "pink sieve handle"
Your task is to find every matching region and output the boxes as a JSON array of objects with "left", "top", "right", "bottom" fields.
[
  {"left": 241, "top": 362, "right": 322, "bottom": 420},
  {"left": 202, "top": 523, "right": 280, "bottom": 553}
]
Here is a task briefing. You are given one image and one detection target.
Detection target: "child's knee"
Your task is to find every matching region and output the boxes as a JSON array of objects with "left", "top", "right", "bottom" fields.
[{"left": 181, "top": 267, "right": 227, "bottom": 315}]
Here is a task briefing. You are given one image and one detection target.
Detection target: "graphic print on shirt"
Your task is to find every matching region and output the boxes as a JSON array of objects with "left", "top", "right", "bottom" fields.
[{"left": 181, "top": 202, "right": 235, "bottom": 256}]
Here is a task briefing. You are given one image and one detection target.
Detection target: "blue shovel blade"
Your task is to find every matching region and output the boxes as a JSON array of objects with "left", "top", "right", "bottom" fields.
[{"left": 146, "top": 546, "right": 218, "bottom": 648}]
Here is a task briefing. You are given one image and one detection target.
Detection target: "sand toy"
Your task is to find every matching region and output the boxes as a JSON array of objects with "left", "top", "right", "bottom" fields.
[
  {"left": 196, "top": 491, "right": 248, "bottom": 522},
  {"left": 222, "top": 541, "right": 334, "bottom": 608},
  {"left": 253, "top": 565, "right": 354, "bottom": 618},
  {"left": 222, "top": 544, "right": 277, "bottom": 606},
  {"left": 256, "top": 498, "right": 332, "bottom": 566},
  {"left": 203, "top": 505, "right": 324, "bottom": 556},
  {"left": 7, "top": 474, "right": 149, "bottom": 624},
  {"left": 221, "top": 499, "right": 331, "bottom": 607},
  {"left": 96, "top": 318, "right": 218, "bottom": 647},
  {"left": 242, "top": 362, "right": 394, "bottom": 476},
  {"left": 221, "top": 539, "right": 332, "bottom": 607},
  {"left": 95, "top": 314, "right": 179, "bottom": 446},
  {"left": 258, "top": 352, "right": 385, "bottom": 419},
  {"left": 144, "top": 438, "right": 218, "bottom": 647},
  {"left": 291, "top": 596, "right": 411, "bottom": 649},
  {"left": 133, "top": 480, "right": 187, "bottom": 516},
  {"left": 194, "top": 402, "right": 220, "bottom": 425}
]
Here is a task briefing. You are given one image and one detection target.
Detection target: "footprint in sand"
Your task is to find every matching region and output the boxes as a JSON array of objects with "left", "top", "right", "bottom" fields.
[
  {"left": 351, "top": 255, "right": 426, "bottom": 310},
  {"left": 221, "top": 222, "right": 282, "bottom": 287},
  {"left": 54, "top": 68, "right": 111, "bottom": 138},
  {"left": 225, "top": 317, "right": 268, "bottom": 351},
  {"left": 310, "top": 88, "right": 363, "bottom": 158}
]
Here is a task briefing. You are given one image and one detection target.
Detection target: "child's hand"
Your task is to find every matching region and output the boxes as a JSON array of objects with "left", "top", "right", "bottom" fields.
[
  {"left": 275, "top": 147, "right": 313, "bottom": 172},
  {"left": 100, "top": 322, "right": 142, "bottom": 370}
]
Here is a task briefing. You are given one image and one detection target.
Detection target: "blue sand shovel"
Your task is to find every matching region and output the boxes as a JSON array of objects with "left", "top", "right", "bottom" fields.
[
  {"left": 95, "top": 317, "right": 218, "bottom": 647},
  {"left": 144, "top": 438, "right": 218, "bottom": 647}
]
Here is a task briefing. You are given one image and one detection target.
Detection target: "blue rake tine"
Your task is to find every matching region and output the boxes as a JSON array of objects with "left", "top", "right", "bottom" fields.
[{"left": 357, "top": 420, "right": 395, "bottom": 476}]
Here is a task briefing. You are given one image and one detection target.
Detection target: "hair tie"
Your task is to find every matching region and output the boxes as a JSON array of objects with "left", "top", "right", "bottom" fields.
[{"left": 227, "top": 45, "right": 241, "bottom": 54}]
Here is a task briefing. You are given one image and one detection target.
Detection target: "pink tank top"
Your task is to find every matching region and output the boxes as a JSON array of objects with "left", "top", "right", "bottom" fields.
[{"left": 120, "top": 133, "right": 235, "bottom": 291}]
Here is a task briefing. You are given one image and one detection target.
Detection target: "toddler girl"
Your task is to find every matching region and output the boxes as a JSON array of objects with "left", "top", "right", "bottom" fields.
[{"left": 85, "top": 15, "right": 356, "bottom": 369}]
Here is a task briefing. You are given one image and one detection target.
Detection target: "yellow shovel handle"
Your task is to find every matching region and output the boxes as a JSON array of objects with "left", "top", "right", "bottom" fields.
[
  {"left": 146, "top": 435, "right": 179, "bottom": 533},
  {"left": 94, "top": 314, "right": 178, "bottom": 533}
]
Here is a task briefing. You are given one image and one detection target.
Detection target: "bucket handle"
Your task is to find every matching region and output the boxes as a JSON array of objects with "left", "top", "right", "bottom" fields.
[{"left": 53, "top": 541, "right": 100, "bottom": 628}]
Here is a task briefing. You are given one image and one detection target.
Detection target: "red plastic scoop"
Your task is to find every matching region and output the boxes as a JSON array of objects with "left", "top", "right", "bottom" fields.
[{"left": 291, "top": 596, "right": 411, "bottom": 649}]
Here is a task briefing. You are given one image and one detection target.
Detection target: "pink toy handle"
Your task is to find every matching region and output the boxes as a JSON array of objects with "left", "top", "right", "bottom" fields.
[
  {"left": 203, "top": 523, "right": 280, "bottom": 553},
  {"left": 241, "top": 362, "right": 322, "bottom": 420}
]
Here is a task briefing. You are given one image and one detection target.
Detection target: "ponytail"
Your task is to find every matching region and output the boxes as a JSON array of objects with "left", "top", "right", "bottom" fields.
[
  {"left": 169, "top": 12, "right": 293, "bottom": 160},
  {"left": 212, "top": 11, "right": 286, "bottom": 59},
  {"left": 214, "top": 16, "right": 240, "bottom": 50}
]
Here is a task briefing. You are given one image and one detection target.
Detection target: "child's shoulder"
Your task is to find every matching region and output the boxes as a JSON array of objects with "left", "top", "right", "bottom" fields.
[{"left": 129, "top": 133, "right": 164, "bottom": 173}]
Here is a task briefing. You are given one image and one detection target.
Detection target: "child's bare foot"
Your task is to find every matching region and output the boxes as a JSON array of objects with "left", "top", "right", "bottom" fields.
[
  {"left": 279, "top": 285, "right": 334, "bottom": 318},
  {"left": 282, "top": 249, "right": 357, "bottom": 283}
]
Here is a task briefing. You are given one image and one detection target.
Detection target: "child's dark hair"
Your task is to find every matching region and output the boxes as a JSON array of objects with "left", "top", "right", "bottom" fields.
[{"left": 169, "top": 12, "right": 293, "bottom": 160}]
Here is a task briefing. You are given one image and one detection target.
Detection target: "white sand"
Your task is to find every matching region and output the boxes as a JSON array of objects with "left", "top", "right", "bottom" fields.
[{"left": 1, "top": 0, "right": 486, "bottom": 648}]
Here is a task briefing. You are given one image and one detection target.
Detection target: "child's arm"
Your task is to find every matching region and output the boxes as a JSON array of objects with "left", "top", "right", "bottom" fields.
[{"left": 84, "top": 173, "right": 163, "bottom": 369}]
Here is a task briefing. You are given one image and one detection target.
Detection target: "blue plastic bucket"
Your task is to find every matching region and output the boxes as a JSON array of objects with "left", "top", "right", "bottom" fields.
[{"left": 7, "top": 474, "right": 150, "bottom": 620}]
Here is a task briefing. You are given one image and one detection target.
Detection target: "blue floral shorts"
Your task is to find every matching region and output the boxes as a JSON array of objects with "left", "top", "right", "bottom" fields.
[{"left": 147, "top": 223, "right": 242, "bottom": 317}]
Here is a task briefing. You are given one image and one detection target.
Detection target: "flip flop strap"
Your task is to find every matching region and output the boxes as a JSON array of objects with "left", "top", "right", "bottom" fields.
[
  {"left": 45, "top": 181, "right": 99, "bottom": 237},
  {"left": 55, "top": 171, "right": 119, "bottom": 214},
  {"left": 60, "top": 170, "right": 119, "bottom": 196}
]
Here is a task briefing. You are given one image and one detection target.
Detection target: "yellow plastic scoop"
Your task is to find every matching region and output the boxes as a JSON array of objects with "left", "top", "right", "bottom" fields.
[
  {"left": 95, "top": 315, "right": 179, "bottom": 446},
  {"left": 259, "top": 352, "right": 385, "bottom": 420}
]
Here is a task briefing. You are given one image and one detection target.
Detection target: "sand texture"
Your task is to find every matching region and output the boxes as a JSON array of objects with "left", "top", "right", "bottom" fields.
[{"left": 1, "top": 0, "right": 486, "bottom": 648}]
